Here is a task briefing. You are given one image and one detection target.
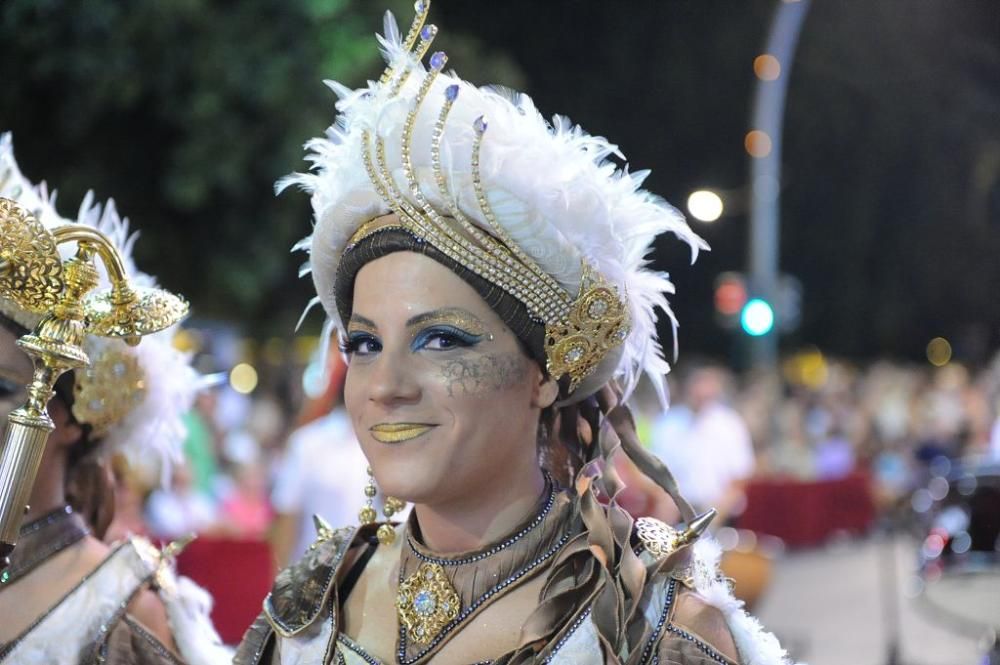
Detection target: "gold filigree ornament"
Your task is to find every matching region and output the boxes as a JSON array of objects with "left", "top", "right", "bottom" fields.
[
  {"left": 544, "top": 265, "right": 630, "bottom": 392},
  {"left": 0, "top": 196, "right": 189, "bottom": 562},
  {"left": 396, "top": 561, "right": 461, "bottom": 644},
  {"left": 84, "top": 285, "right": 189, "bottom": 341},
  {"left": 635, "top": 517, "right": 684, "bottom": 558},
  {"left": 72, "top": 346, "right": 147, "bottom": 437},
  {"left": 0, "top": 198, "right": 63, "bottom": 314},
  {"left": 635, "top": 509, "right": 717, "bottom": 559}
]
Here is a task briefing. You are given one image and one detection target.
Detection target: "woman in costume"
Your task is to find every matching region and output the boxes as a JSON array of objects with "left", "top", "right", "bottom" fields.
[
  {"left": 0, "top": 133, "right": 230, "bottom": 664},
  {"left": 236, "top": 5, "right": 791, "bottom": 664}
]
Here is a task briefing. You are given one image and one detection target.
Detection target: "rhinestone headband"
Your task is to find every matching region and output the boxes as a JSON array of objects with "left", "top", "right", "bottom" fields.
[
  {"left": 348, "top": 3, "right": 630, "bottom": 391},
  {"left": 286, "top": 0, "right": 707, "bottom": 403}
]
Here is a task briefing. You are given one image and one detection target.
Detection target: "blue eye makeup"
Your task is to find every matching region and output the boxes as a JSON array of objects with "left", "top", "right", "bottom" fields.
[
  {"left": 339, "top": 324, "right": 485, "bottom": 358},
  {"left": 411, "top": 325, "right": 484, "bottom": 352},
  {"left": 340, "top": 331, "right": 382, "bottom": 357}
]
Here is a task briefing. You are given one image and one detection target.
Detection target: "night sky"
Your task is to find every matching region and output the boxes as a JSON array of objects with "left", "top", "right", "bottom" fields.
[
  {"left": 1, "top": 0, "right": 998, "bottom": 364},
  {"left": 436, "top": 0, "right": 1000, "bottom": 364}
]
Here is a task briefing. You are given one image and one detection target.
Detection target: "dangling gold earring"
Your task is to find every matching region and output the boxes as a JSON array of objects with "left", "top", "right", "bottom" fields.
[
  {"left": 360, "top": 466, "right": 378, "bottom": 527},
  {"left": 361, "top": 466, "right": 405, "bottom": 545},
  {"left": 378, "top": 499, "right": 402, "bottom": 545}
]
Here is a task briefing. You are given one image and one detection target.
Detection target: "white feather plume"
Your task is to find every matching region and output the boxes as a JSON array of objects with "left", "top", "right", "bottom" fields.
[
  {"left": 690, "top": 537, "right": 800, "bottom": 665},
  {"left": 282, "top": 11, "right": 708, "bottom": 402}
]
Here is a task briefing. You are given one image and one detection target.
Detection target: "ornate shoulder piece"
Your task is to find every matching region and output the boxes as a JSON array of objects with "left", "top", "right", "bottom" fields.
[
  {"left": 311, "top": 513, "right": 336, "bottom": 544},
  {"left": 635, "top": 510, "right": 716, "bottom": 559},
  {"left": 263, "top": 525, "right": 358, "bottom": 637}
]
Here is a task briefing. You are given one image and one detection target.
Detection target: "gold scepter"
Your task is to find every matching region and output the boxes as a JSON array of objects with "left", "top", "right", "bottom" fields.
[{"left": 0, "top": 197, "right": 188, "bottom": 570}]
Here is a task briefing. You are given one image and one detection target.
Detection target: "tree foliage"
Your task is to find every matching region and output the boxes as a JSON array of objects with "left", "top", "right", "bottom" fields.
[
  {"left": 0, "top": 0, "right": 413, "bottom": 332},
  {"left": 2, "top": 0, "right": 998, "bottom": 359}
]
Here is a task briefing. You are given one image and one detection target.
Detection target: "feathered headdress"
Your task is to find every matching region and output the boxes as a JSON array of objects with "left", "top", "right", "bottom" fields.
[
  {"left": 283, "top": 3, "right": 707, "bottom": 403},
  {"left": 0, "top": 132, "right": 198, "bottom": 482}
]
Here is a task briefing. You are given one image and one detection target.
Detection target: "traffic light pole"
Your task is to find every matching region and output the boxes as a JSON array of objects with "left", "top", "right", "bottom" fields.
[{"left": 747, "top": 0, "right": 810, "bottom": 369}]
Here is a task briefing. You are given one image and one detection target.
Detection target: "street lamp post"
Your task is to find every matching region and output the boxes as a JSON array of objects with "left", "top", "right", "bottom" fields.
[{"left": 747, "top": 0, "right": 811, "bottom": 368}]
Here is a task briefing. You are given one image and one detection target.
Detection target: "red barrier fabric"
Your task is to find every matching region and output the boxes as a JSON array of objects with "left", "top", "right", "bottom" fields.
[
  {"left": 736, "top": 472, "right": 876, "bottom": 548},
  {"left": 175, "top": 538, "right": 274, "bottom": 645}
]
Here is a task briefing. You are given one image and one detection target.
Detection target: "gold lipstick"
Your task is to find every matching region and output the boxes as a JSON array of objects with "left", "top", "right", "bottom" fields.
[{"left": 369, "top": 423, "right": 435, "bottom": 443}]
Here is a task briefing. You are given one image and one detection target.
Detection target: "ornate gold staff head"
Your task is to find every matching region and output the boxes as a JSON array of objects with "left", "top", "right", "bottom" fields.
[{"left": 0, "top": 196, "right": 188, "bottom": 569}]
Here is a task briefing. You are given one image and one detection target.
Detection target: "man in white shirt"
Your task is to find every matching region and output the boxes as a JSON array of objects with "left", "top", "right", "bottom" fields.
[{"left": 650, "top": 367, "right": 756, "bottom": 523}]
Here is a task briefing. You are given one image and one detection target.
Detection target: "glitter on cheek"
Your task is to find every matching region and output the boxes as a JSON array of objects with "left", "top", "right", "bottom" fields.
[{"left": 437, "top": 352, "right": 529, "bottom": 398}]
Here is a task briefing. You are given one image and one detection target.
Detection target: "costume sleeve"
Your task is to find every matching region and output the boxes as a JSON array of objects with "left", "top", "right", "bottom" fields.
[
  {"left": 656, "top": 632, "right": 741, "bottom": 665},
  {"left": 232, "top": 613, "right": 276, "bottom": 665},
  {"left": 654, "top": 587, "right": 742, "bottom": 665},
  {"left": 99, "top": 616, "right": 186, "bottom": 665}
]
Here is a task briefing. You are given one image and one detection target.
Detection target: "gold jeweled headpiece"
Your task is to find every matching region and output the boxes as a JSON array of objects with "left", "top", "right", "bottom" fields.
[
  {"left": 286, "top": 0, "right": 706, "bottom": 402},
  {"left": 347, "top": 4, "right": 630, "bottom": 392}
]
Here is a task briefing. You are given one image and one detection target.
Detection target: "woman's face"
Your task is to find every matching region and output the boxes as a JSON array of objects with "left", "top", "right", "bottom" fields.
[
  {"left": 0, "top": 324, "right": 32, "bottom": 421},
  {"left": 343, "top": 251, "right": 557, "bottom": 507},
  {"left": 0, "top": 322, "right": 80, "bottom": 449}
]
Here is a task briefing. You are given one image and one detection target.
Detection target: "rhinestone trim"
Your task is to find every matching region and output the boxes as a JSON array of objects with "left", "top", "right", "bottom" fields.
[
  {"left": 542, "top": 608, "right": 592, "bottom": 664},
  {"left": 405, "top": 477, "right": 556, "bottom": 566},
  {"left": 640, "top": 578, "right": 678, "bottom": 663},
  {"left": 665, "top": 625, "right": 732, "bottom": 664},
  {"left": 18, "top": 504, "right": 73, "bottom": 536},
  {"left": 337, "top": 634, "right": 383, "bottom": 665}
]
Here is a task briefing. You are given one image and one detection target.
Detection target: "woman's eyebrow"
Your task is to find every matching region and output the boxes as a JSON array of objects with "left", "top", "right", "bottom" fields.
[
  {"left": 405, "top": 308, "right": 487, "bottom": 332},
  {"left": 347, "top": 314, "right": 378, "bottom": 331}
]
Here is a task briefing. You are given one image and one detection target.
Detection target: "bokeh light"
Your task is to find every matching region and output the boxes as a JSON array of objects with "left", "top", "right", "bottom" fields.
[
  {"left": 687, "top": 190, "right": 724, "bottom": 222},
  {"left": 230, "top": 362, "right": 259, "bottom": 394},
  {"left": 741, "top": 298, "right": 775, "bottom": 336},
  {"left": 783, "top": 347, "right": 829, "bottom": 389},
  {"left": 745, "top": 130, "right": 773, "bottom": 158},
  {"left": 926, "top": 337, "right": 952, "bottom": 366},
  {"left": 753, "top": 54, "right": 781, "bottom": 81}
]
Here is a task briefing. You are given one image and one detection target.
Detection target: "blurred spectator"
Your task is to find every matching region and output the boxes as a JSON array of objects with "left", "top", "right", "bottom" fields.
[
  {"left": 146, "top": 461, "right": 218, "bottom": 540},
  {"left": 650, "top": 366, "right": 755, "bottom": 524},
  {"left": 219, "top": 461, "right": 273, "bottom": 539},
  {"left": 268, "top": 349, "right": 375, "bottom": 567},
  {"left": 183, "top": 392, "right": 221, "bottom": 497}
]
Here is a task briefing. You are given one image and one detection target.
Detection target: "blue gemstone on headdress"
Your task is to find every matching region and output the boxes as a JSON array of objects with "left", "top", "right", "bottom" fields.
[
  {"left": 414, "top": 0, "right": 427, "bottom": 13},
  {"left": 429, "top": 51, "right": 447, "bottom": 70},
  {"left": 445, "top": 84, "right": 459, "bottom": 102},
  {"left": 474, "top": 115, "right": 488, "bottom": 134},
  {"left": 420, "top": 25, "right": 437, "bottom": 41}
]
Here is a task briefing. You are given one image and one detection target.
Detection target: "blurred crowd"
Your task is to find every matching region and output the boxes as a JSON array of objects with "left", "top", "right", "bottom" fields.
[{"left": 102, "top": 332, "right": 1000, "bottom": 567}]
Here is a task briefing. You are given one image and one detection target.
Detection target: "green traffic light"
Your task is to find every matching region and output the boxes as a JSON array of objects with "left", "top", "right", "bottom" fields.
[{"left": 741, "top": 298, "right": 775, "bottom": 336}]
